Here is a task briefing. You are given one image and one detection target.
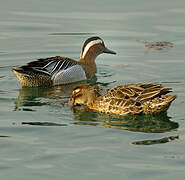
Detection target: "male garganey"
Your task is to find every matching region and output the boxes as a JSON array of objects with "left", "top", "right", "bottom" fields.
[
  {"left": 71, "top": 83, "right": 176, "bottom": 115},
  {"left": 12, "top": 37, "right": 116, "bottom": 87}
]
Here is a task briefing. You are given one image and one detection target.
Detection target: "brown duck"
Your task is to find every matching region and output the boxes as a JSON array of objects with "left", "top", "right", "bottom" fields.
[{"left": 70, "top": 83, "right": 176, "bottom": 115}]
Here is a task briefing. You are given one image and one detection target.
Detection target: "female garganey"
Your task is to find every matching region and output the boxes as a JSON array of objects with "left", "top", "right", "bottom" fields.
[
  {"left": 12, "top": 37, "right": 116, "bottom": 87},
  {"left": 71, "top": 83, "right": 176, "bottom": 115}
]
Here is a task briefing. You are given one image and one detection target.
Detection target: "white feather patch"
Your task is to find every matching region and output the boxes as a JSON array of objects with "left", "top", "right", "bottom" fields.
[
  {"left": 52, "top": 65, "right": 87, "bottom": 85},
  {"left": 82, "top": 39, "right": 102, "bottom": 59}
]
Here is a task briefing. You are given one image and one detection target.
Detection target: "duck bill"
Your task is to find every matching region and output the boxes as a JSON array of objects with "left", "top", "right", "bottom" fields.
[{"left": 103, "top": 47, "right": 116, "bottom": 55}]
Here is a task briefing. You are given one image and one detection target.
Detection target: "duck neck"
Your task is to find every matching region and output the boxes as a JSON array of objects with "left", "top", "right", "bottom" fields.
[
  {"left": 86, "top": 88, "right": 102, "bottom": 108},
  {"left": 79, "top": 50, "right": 98, "bottom": 65},
  {"left": 78, "top": 52, "right": 99, "bottom": 79}
]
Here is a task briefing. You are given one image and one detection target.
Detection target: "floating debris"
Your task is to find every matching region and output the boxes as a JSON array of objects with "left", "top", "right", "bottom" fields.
[
  {"left": 132, "top": 135, "right": 179, "bottom": 145},
  {"left": 137, "top": 40, "right": 173, "bottom": 50}
]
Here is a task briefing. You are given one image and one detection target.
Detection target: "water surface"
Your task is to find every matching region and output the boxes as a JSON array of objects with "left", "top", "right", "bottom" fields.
[{"left": 1, "top": 0, "right": 185, "bottom": 179}]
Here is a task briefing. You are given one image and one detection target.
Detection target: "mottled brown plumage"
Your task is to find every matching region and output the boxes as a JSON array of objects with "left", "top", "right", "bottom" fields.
[{"left": 71, "top": 83, "right": 176, "bottom": 115}]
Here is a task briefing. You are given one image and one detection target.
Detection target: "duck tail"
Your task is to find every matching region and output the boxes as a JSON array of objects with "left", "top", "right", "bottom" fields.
[
  {"left": 142, "top": 94, "right": 176, "bottom": 114},
  {"left": 12, "top": 66, "right": 52, "bottom": 87},
  {"left": 164, "top": 94, "right": 177, "bottom": 104},
  {"left": 158, "top": 94, "right": 176, "bottom": 113}
]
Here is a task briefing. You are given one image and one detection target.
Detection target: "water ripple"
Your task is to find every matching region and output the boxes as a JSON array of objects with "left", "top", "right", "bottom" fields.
[
  {"left": 72, "top": 110, "right": 179, "bottom": 133},
  {"left": 22, "top": 122, "right": 67, "bottom": 126},
  {"left": 48, "top": 32, "right": 95, "bottom": 36}
]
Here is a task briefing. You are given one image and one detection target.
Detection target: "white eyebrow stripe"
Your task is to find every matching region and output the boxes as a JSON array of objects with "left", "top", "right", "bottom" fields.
[{"left": 82, "top": 39, "right": 103, "bottom": 59}]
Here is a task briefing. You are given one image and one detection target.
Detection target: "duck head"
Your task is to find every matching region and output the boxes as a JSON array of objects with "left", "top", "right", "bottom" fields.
[
  {"left": 70, "top": 84, "right": 101, "bottom": 107},
  {"left": 80, "top": 37, "right": 116, "bottom": 62}
]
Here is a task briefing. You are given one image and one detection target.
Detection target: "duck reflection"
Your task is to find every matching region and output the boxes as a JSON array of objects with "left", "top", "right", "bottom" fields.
[
  {"left": 73, "top": 108, "right": 179, "bottom": 145},
  {"left": 14, "top": 82, "right": 83, "bottom": 111},
  {"left": 72, "top": 108, "right": 178, "bottom": 133},
  {"left": 14, "top": 76, "right": 111, "bottom": 111},
  {"left": 72, "top": 108, "right": 179, "bottom": 144}
]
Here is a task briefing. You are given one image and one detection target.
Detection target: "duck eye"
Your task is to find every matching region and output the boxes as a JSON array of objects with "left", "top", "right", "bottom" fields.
[
  {"left": 74, "top": 94, "right": 82, "bottom": 98},
  {"left": 73, "top": 88, "right": 81, "bottom": 94}
]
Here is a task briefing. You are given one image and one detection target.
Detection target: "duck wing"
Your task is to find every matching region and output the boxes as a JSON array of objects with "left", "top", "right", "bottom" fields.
[
  {"left": 20, "top": 56, "right": 78, "bottom": 75},
  {"left": 126, "top": 83, "right": 172, "bottom": 102},
  {"left": 103, "top": 83, "right": 175, "bottom": 115}
]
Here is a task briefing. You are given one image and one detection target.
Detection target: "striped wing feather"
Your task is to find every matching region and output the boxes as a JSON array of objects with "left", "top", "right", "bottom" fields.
[{"left": 19, "top": 56, "right": 78, "bottom": 76}]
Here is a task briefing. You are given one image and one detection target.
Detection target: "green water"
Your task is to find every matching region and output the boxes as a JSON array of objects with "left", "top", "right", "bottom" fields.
[{"left": 1, "top": 0, "right": 185, "bottom": 179}]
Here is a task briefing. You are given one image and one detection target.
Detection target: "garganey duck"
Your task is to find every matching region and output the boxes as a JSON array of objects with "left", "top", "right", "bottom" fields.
[
  {"left": 12, "top": 37, "right": 116, "bottom": 87},
  {"left": 71, "top": 83, "right": 176, "bottom": 115}
]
